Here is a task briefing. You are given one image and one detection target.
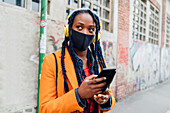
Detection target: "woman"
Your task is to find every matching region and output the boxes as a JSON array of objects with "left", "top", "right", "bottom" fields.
[{"left": 39, "top": 9, "right": 115, "bottom": 113}]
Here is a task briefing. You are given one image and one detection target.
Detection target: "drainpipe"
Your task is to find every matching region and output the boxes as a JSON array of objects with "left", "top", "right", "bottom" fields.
[{"left": 37, "top": 0, "right": 48, "bottom": 113}]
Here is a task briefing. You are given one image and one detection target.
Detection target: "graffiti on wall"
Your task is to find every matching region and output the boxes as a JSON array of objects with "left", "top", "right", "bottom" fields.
[
  {"left": 117, "top": 43, "right": 129, "bottom": 71},
  {"left": 129, "top": 41, "right": 160, "bottom": 90},
  {"left": 47, "top": 36, "right": 64, "bottom": 52},
  {"left": 100, "top": 32, "right": 117, "bottom": 68},
  {"left": 46, "top": 22, "right": 64, "bottom": 54},
  {"left": 101, "top": 41, "right": 116, "bottom": 68}
]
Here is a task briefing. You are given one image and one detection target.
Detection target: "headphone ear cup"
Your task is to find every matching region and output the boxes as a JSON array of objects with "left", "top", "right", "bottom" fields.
[
  {"left": 93, "top": 32, "right": 101, "bottom": 43},
  {"left": 64, "top": 25, "right": 69, "bottom": 37}
]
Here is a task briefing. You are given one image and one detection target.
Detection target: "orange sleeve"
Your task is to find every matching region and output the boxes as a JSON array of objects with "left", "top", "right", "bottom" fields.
[
  {"left": 39, "top": 56, "right": 84, "bottom": 113},
  {"left": 109, "top": 87, "right": 116, "bottom": 110}
]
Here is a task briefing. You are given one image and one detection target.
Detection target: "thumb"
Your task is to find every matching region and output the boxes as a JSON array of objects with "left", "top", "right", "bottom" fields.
[{"left": 85, "top": 74, "right": 98, "bottom": 80}]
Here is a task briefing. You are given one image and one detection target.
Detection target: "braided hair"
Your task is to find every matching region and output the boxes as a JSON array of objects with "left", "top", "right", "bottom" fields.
[{"left": 61, "top": 9, "right": 106, "bottom": 93}]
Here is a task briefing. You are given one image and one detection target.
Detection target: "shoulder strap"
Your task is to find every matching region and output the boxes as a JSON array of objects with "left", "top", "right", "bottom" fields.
[{"left": 52, "top": 53, "right": 58, "bottom": 87}]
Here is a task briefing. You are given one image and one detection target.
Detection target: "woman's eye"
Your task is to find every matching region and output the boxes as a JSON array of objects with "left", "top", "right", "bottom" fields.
[
  {"left": 89, "top": 28, "right": 94, "bottom": 32},
  {"left": 77, "top": 26, "right": 82, "bottom": 30}
]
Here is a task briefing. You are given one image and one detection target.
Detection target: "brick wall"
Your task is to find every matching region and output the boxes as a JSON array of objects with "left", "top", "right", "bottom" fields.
[
  {"left": 116, "top": 0, "right": 130, "bottom": 100},
  {"left": 161, "top": 0, "right": 166, "bottom": 47}
]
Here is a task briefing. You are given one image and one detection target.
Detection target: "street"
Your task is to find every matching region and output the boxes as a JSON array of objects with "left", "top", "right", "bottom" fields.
[{"left": 108, "top": 79, "right": 170, "bottom": 113}]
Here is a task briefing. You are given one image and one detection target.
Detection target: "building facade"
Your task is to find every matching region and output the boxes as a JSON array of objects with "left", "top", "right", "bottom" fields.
[{"left": 0, "top": 0, "right": 169, "bottom": 112}]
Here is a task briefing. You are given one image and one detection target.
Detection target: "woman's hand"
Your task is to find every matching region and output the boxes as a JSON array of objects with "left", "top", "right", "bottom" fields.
[
  {"left": 94, "top": 88, "right": 110, "bottom": 104},
  {"left": 77, "top": 75, "right": 106, "bottom": 99}
]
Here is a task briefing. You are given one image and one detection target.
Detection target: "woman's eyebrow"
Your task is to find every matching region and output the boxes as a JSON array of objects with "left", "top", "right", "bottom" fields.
[
  {"left": 76, "top": 22, "right": 84, "bottom": 25},
  {"left": 89, "top": 25, "right": 95, "bottom": 27},
  {"left": 76, "top": 22, "right": 95, "bottom": 27}
]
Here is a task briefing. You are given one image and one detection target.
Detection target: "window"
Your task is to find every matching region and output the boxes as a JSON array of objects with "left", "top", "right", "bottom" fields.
[
  {"left": 132, "top": 0, "right": 147, "bottom": 41},
  {"left": 132, "top": 0, "right": 160, "bottom": 45},
  {"left": 148, "top": 4, "right": 159, "bottom": 45},
  {"left": 166, "top": 19, "right": 170, "bottom": 48},
  {"left": 66, "top": 0, "right": 113, "bottom": 32},
  {"left": 2, "top": 0, "right": 25, "bottom": 7},
  {"left": 32, "top": 0, "right": 40, "bottom": 12}
]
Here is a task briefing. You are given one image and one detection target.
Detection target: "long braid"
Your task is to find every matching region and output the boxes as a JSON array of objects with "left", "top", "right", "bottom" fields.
[
  {"left": 61, "top": 40, "right": 69, "bottom": 93},
  {"left": 90, "top": 43, "right": 95, "bottom": 57},
  {"left": 90, "top": 42, "right": 99, "bottom": 75},
  {"left": 87, "top": 49, "right": 93, "bottom": 75},
  {"left": 97, "top": 40, "right": 106, "bottom": 69},
  {"left": 90, "top": 11, "right": 107, "bottom": 70}
]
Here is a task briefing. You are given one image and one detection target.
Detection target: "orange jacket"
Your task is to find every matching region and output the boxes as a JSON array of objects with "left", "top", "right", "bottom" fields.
[{"left": 39, "top": 48, "right": 115, "bottom": 113}]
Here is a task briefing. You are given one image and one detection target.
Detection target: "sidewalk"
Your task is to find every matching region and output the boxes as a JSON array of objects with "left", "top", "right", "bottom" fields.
[{"left": 108, "top": 79, "right": 170, "bottom": 113}]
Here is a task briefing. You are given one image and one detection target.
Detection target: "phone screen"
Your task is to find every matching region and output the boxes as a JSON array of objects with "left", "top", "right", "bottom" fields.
[{"left": 96, "top": 68, "right": 116, "bottom": 93}]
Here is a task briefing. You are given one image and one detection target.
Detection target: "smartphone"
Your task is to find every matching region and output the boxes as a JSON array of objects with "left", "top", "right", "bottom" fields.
[{"left": 96, "top": 68, "right": 116, "bottom": 93}]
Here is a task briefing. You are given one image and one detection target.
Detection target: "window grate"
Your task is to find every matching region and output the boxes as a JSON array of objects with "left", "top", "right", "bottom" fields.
[
  {"left": 166, "top": 19, "right": 170, "bottom": 48},
  {"left": 132, "top": 0, "right": 147, "bottom": 41},
  {"left": 148, "top": 4, "right": 159, "bottom": 45}
]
